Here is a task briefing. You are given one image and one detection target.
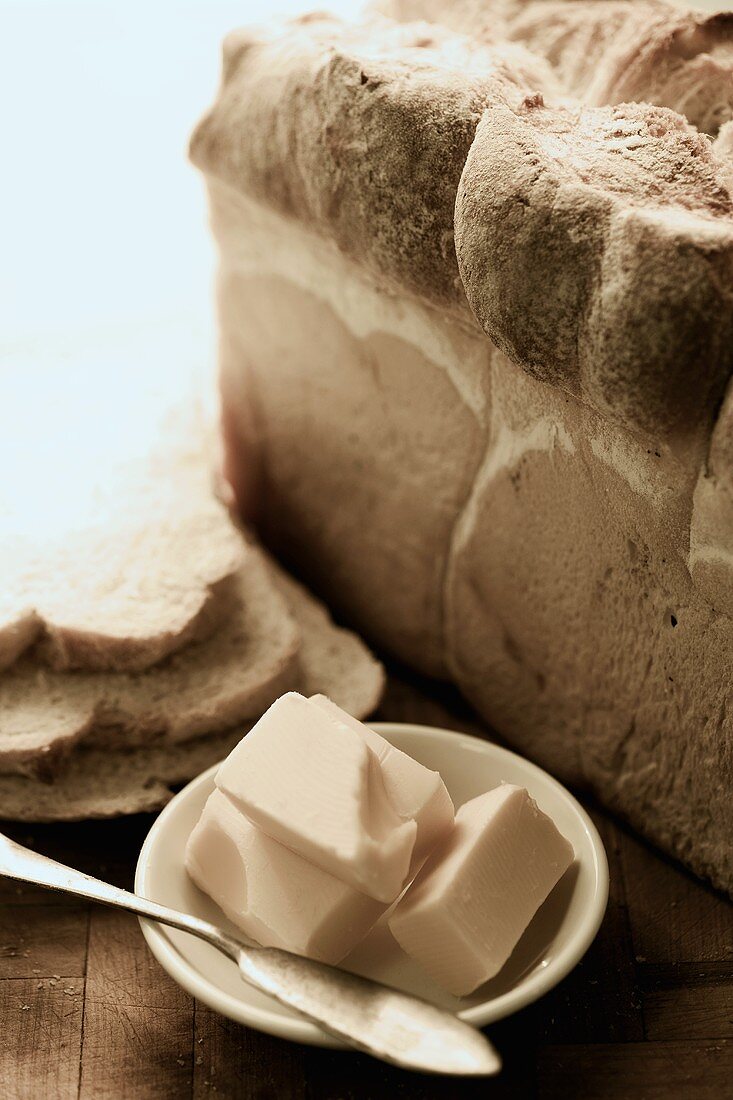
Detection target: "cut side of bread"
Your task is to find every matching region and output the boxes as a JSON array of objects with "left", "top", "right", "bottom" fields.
[
  {"left": 0, "top": 544, "right": 300, "bottom": 779},
  {"left": 0, "top": 470, "right": 245, "bottom": 675},
  {"left": 0, "top": 553, "right": 385, "bottom": 821}
]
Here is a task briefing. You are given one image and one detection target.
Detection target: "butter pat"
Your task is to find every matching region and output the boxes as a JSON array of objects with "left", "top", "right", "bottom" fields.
[
  {"left": 388, "top": 785, "right": 574, "bottom": 996},
  {"left": 186, "top": 790, "right": 386, "bottom": 964},
  {"left": 310, "top": 694, "right": 454, "bottom": 868},
  {"left": 215, "top": 692, "right": 416, "bottom": 902}
]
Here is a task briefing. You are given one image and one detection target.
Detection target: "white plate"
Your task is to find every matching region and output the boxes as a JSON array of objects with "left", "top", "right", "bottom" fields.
[{"left": 136, "top": 722, "right": 608, "bottom": 1047}]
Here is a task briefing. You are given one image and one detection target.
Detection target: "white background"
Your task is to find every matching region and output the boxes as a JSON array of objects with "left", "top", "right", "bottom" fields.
[
  {"left": 0, "top": 1, "right": 360, "bottom": 349},
  {"left": 0, "top": 2, "right": 359, "bottom": 509},
  {"left": 0, "top": 0, "right": 721, "bottom": 494}
]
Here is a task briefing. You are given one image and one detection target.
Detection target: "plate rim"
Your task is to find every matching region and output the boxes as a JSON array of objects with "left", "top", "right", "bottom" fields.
[{"left": 136, "top": 721, "right": 609, "bottom": 1047}]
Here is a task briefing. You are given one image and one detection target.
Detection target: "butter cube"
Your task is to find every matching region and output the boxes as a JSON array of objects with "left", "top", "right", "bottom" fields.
[
  {"left": 389, "top": 785, "right": 574, "bottom": 996},
  {"left": 310, "top": 694, "right": 454, "bottom": 868},
  {"left": 186, "top": 790, "right": 386, "bottom": 964},
  {"left": 216, "top": 692, "right": 416, "bottom": 902}
]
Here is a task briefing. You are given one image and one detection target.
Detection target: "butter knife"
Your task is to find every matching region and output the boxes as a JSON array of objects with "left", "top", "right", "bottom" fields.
[{"left": 0, "top": 831, "right": 500, "bottom": 1076}]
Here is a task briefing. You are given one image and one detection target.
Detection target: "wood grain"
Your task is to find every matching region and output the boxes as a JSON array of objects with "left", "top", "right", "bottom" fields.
[
  {"left": 0, "top": 905, "right": 88, "bottom": 980},
  {"left": 1, "top": 670, "right": 731, "bottom": 1099},
  {"left": 0, "top": 978, "right": 83, "bottom": 1100},
  {"left": 193, "top": 1002, "right": 307, "bottom": 1100},
  {"left": 537, "top": 1040, "right": 732, "bottom": 1099},
  {"left": 79, "top": 909, "right": 194, "bottom": 1100},
  {"left": 641, "top": 963, "right": 733, "bottom": 1041},
  {"left": 621, "top": 830, "right": 733, "bottom": 963}
]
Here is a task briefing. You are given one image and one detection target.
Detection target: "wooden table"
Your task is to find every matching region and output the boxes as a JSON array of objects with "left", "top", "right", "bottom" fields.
[{"left": 1, "top": 673, "right": 731, "bottom": 1099}]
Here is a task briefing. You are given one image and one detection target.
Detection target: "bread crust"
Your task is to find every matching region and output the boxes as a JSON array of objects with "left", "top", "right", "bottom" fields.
[
  {"left": 194, "top": 10, "right": 733, "bottom": 434},
  {"left": 455, "top": 97, "right": 733, "bottom": 435},
  {"left": 379, "top": 1, "right": 733, "bottom": 135},
  {"left": 190, "top": 14, "right": 555, "bottom": 310}
]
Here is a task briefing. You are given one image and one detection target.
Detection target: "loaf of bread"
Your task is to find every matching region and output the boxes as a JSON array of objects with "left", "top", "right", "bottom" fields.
[{"left": 193, "top": 2, "right": 733, "bottom": 893}]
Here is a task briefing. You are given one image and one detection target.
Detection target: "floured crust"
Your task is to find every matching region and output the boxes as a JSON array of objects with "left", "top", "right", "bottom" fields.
[
  {"left": 193, "top": 6, "right": 733, "bottom": 434},
  {"left": 510, "top": 2, "right": 733, "bottom": 137},
  {"left": 213, "top": 194, "right": 494, "bottom": 677},
  {"left": 190, "top": 13, "right": 556, "bottom": 310},
  {"left": 0, "top": 552, "right": 386, "bottom": 821},
  {"left": 380, "top": 1, "right": 733, "bottom": 136},
  {"left": 455, "top": 96, "right": 733, "bottom": 435}
]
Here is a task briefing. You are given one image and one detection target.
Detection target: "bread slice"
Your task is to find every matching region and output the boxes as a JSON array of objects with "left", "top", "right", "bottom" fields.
[
  {"left": 0, "top": 462, "right": 245, "bottom": 675},
  {"left": 0, "top": 544, "right": 300, "bottom": 779},
  {"left": 0, "top": 557, "right": 385, "bottom": 821},
  {"left": 0, "top": 728, "right": 248, "bottom": 822}
]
